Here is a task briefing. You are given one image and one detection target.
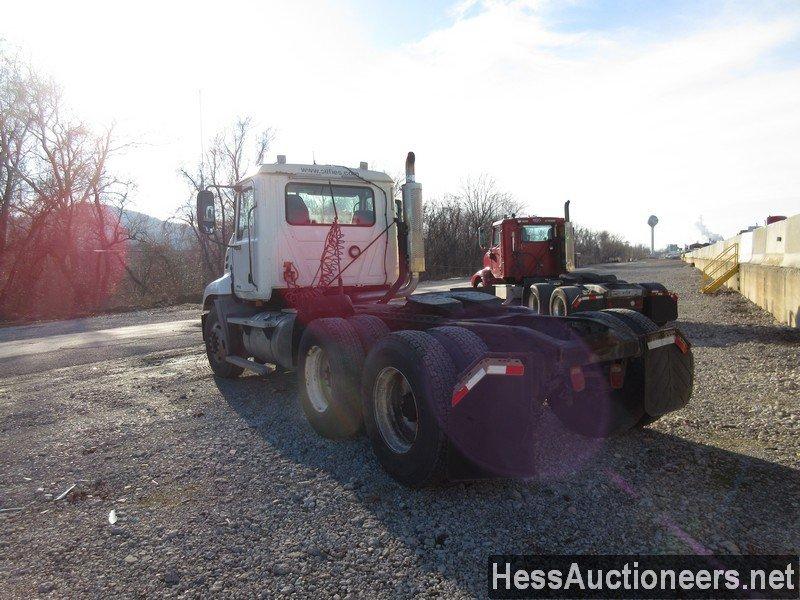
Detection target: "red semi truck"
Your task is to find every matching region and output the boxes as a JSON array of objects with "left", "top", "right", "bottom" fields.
[{"left": 471, "top": 202, "right": 679, "bottom": 326}]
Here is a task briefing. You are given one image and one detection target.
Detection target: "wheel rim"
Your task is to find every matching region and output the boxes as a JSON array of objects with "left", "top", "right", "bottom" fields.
[
  {"left": 552, "top": 296, "right": 567, "bottom": 316},
  {"left": 305, "top": 345, "right": 334, "bottom": 413},
  {"left": 529, "top": 294, "right": 539, "bottom": 313},
  {"left": 207, "top": 323, "right": 227, "bottom": 364},
  {"left": 373, "top": 367, "right": 418, "bottom": 454}
]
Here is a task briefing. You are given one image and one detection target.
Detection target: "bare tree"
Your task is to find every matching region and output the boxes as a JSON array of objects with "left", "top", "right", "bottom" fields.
[
  {"left": 423, "top": 174, "right": 523, "bottom": 279},
  {"left": 178, "top": 117, "right": 275, "bottom": 279},
  {"left": 0, "top": 44, "right": 135, "bottom": 319},
  {"left": 573, "top": 225, "right": 649, "bottom": 266}
]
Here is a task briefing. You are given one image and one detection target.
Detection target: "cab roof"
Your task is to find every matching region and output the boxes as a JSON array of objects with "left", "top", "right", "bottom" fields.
[
  {"left": 243, "top": 161, "right": 394, "bottom": 185},
  {"left": 491, "top": 216, "right": 566, "bottom": 227}
]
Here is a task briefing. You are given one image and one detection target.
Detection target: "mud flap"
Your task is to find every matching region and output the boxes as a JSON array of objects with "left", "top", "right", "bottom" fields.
[
  {"left": 643, "top": 329, "right": 694, "bottom": 417},
  {"left": 445, "top": 353, "right": 543, "bottom": 479}
]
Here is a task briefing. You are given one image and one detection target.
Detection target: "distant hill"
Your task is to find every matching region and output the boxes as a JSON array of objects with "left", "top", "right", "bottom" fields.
[{"left": 119, "top": 208, "right": 192, "bottom": 248}]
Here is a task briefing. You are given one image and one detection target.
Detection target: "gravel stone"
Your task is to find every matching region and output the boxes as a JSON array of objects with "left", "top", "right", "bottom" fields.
[{"left": 0, "top": 263, "right": 797, "bottom": 598}]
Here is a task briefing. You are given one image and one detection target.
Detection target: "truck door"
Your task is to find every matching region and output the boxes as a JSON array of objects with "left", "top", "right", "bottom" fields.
[
  {"left": 488, "top": 225, "right": 503, "bottom": 279},
  {"left": 231, "top": 184, "right": 259, "bottom": 298}
]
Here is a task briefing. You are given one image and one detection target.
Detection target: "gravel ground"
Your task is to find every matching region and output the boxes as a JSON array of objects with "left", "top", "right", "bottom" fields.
[{"left": 1, "top": 260, "right": 798, "bottom": 598}]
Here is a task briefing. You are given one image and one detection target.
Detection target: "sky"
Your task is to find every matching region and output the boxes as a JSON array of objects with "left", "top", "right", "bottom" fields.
[{"left": 3, "top": 0, "right": 800, "bottom": 247}]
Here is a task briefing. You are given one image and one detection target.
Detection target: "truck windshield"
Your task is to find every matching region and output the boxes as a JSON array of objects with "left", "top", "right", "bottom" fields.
[
  {"left": 285, "top": 183, "right": 375, "bottom": 226},
  {"left": 521, "top": 224, "right": 553, "bottom": 242}
]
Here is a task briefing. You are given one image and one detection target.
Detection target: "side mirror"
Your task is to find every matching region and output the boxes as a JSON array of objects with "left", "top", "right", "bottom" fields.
[
  {"left": 477, "top": 226, "right": 488, "bottom": 249},
  {"left": 196, "top": 190, "right": 216, "bottom": 234}
]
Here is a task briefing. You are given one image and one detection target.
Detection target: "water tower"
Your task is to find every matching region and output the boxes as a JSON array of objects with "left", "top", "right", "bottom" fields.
[{"left": 647, "top": 215, "right": 659, "bottom": 254}]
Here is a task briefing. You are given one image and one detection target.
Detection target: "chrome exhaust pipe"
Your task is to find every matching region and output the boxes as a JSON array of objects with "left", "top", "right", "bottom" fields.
[{"left": 402, "top": 152, "right": 425, "bottom": 275}]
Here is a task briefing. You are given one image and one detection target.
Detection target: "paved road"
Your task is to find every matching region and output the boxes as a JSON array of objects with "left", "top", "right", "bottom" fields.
[
  {"left": 1, "top": 261, "right": 797, "bottom": 598},
  {"left": 0, "top": 278, "right": 468, "bottom": 378}
]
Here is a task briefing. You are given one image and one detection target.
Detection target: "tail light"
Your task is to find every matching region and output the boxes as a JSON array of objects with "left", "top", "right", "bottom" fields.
[
  {"left": 569, "top": 366, "right": 586, "bottom": 392},
  {"left": 609, "top": 362, "right": 625, "bottom": 389}
]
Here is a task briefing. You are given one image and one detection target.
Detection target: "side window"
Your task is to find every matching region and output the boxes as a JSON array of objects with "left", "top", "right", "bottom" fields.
[
  {"left": 237, "top": 187, "right": 254, "bottom": 240},
  {"left": 492, "top": 227, "right": 501, "bottom": 247}
]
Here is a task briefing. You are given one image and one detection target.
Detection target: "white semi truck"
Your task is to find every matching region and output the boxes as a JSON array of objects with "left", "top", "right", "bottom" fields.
[{"left": 198, "top": 152, "right": 694, "bottom": 487}]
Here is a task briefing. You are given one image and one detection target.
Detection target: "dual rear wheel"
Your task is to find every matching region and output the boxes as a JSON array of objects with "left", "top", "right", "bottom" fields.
[
  {"left": 296, "top": 310, "right": 663, "bottom": 485},
  {"left": 297, "top": 315, "right": 391, "bottom": 439},
  {"left": 297, "top": 317, "right": 488, "bottom": 487}
]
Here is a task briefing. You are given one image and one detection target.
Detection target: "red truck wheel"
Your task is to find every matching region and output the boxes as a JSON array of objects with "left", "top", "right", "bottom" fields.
[
  {"left": 298, "top": 318, "right": 365, "bottom": 439},
  {"left": 528, "top": 283, "right": 556, "bottom": 315},
  {"left": 361, "top": 331, "right": 456, "bottom": 488},
  {"left": 550, "top": 286, "right": 581, "bottom": 316}
]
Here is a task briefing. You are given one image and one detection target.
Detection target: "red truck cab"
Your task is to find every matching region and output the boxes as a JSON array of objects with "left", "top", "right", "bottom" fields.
[
  {"left": 475, "top": 216, "right": 568, "bottom": 286},
  {"left": 470, "top": 209, "right": 678, "bottom": 325}
]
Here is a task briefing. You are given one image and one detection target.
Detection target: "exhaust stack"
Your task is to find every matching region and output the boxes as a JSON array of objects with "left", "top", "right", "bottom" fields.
[
  {"left": 402, "top": 152, "right": 425, "bottom": 274},
  {"left": 563, "top": 199, "right": 575, "bottom": 272}
]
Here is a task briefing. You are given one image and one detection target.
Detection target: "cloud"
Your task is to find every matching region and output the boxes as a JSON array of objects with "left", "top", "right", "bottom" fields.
[{"left": 3, "top": 0, "right": 799, "bottom": 245}]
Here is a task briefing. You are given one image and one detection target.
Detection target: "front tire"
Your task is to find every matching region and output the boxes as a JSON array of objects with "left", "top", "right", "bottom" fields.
[
  {"left": 362, "top": 331, "right": 457, "bottom": 487},
  {"left": 203, "top": 307, "right": 244, "bottom": 379},
  {"left": 298, "top": 318, "right": 365, "bottom": 439}
]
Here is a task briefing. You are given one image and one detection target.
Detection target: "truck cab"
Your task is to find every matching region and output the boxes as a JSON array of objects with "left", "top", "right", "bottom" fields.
[
  {"left": 478, "top": 216, "right": 570, "bottom": 285},
  {"left": 201, "top": 158, "right": 406, "bottom": 308}
]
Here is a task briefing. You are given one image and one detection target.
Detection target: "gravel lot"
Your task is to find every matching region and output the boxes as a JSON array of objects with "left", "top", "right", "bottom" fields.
[{"left": 1, "top": 260, "right": 798, "bottom": 598}]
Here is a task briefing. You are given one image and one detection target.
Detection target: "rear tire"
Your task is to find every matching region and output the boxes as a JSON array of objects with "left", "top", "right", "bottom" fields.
[
  {"left": 348, "top": 315, "right": 390, "bottom": 353},
  {"left": 203, "top": 308, "right": 244, "bottom": 379},
  {"left": 362, "top": 331, "right": 457, "bottom": 487},
  {"left": 428, "top": 326, "right": 488, "bottom": 372},
  {"left": 604, "top": 308, "right": 659, "bottom": 334},
  {"left": 603, "top": 309, "right": 666, "bottom": 427},
  {"left": 298, "top": 318, "right": 365, "bottom": 439},
  {"left": 528, "top": 283, "right": 556, "bottom": 315},
  {"left": 550, "top": 286, "right": 581, "bottom": 316},
  {"left": 550, "top": 310, "right": 646, "bottom": 437}
]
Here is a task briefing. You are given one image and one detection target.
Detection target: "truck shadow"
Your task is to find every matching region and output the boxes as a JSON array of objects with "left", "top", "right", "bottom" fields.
[
  {"left": 214, "top": 374, "right": 800, "bottom": 597},
  {"left": 678, "top": 321, "right": 800, "bottom": 347}
]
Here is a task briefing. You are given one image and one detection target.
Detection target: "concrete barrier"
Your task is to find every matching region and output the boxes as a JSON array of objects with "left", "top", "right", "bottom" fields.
[{"left": 684, "top": 213, "right": 800, "bottom": 327}]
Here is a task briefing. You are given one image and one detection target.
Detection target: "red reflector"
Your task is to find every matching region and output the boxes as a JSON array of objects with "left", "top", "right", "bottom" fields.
[
  {"left": 670, "top": 292, "right": 679, "bottom": 301},
  {"left": 674, "top": 335, "right": 689, "bottom": 354},
  {"left": 451, "top": 386, "right": 469, "bottom": 407},
  {"left": 506, "top": 364, "right": 525, "bottom": 376},
  {"left": 572, "top": 296, "right": 582, "bottom": 308},
  {"left": 609, "top": 363, "right": 625, "bottom": 389},
  {"left": 569, "top": 366, "right": 585, "bottom": 392}
]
